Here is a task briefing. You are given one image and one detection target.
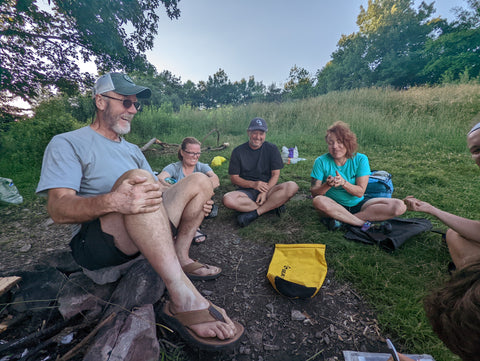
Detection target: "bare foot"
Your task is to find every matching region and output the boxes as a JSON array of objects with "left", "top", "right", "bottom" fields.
[
  {"left": 169, "top": 301, "right": 238, "bottom": 339},
  {"left": 193, "top": 228, "right": 206, "bottom": 244}
]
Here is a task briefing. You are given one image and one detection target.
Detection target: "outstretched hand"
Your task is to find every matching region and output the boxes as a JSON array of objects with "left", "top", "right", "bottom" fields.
[
  {"left": 403, "top": 196, "right": 432, "bottom": 213},
  {"left": 112, "top": 175, "right": 163, "bottom": 214}
]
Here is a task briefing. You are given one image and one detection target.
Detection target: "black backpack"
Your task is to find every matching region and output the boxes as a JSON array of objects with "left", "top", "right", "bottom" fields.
[{"left": 344, "top": 217, "right": 432, "bottom": 251}]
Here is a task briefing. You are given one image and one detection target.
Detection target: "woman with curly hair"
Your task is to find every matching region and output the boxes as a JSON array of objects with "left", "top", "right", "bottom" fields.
[{"left": 310, "top": 121, "right": 406, "bottom": 231}]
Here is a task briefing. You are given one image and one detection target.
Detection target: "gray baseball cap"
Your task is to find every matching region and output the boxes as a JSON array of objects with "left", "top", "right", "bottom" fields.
[
  {"left": 93, "top": 72, "right": 151, "bottom": 98},
  {"left": 248, "top": 117, "right": 268, "bottom": 132}
]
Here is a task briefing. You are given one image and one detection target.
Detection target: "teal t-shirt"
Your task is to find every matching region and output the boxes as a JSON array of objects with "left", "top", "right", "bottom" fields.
[{"left": 310, "top": 152, "right": 370, "bottom": 206}]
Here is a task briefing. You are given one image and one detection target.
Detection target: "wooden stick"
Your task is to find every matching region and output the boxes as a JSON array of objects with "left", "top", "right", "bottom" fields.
[
  {"left": 57, "top": 312, "right": 116, "bottom": 361},
  {"left": 0, "top": 315, "right": 77, "bottom": 354}
]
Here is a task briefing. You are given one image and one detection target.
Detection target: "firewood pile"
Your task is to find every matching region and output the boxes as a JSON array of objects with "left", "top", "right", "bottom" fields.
[{"left": 0, "top": 251, "right": 170, "bottom": 361}]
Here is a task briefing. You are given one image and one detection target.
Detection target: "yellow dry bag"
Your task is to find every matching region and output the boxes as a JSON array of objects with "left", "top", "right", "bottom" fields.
[{"left": 267, "top": 244, "right": 327, "bottom": 299}]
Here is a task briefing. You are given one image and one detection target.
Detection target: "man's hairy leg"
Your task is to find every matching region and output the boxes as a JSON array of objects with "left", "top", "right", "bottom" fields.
[{"left": 101, "top": 170, "right": 237, "bottom": 340}]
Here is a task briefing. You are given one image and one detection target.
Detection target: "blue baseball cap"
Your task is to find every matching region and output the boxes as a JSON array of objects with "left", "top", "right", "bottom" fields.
[{"left": 248, "top": 117, "right": 268, "bottom": 132}]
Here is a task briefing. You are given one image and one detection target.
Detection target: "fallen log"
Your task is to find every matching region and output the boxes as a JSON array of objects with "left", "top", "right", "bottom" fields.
[
  {"left": 140, "top": 129, "right": 229, "bottom": 154},
  {"left": 140, "top": 138, "right": 161, "bottom": 152}
]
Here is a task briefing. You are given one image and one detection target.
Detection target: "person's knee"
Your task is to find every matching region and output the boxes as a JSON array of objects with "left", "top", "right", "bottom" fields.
[
  {"left": 185, "top": 173, "right": 213, "bottom": 196},
  {"left": 286, "top": 181, "right": 299, "bottom": 196},
  {"left": 445, "top": 228, "right": 460, "bottom": 244},
  {"left": 312, "top": 196, "right": 329, "bottom": 212},
  {"left": 112, "top": 169, "right": 155, "bottom": 190},
  {"left": 222, "top": 193, "right": 236, "bottom": 209},
  {"left": 392, "top": 198, "right": 407, "bottom": 216}
]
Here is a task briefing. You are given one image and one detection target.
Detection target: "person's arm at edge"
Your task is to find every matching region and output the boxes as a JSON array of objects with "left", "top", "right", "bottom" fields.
[{"left": 404, "top": 196, "right": 480, "bottom": 243}]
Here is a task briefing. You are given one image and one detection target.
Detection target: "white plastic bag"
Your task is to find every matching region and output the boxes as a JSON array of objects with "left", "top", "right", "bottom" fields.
[
  {"left": 281, "top": 146, "right": 305, "bottom": 164},
  {"left": 0, "top": 177, "right": 23, "bottom": 204}
]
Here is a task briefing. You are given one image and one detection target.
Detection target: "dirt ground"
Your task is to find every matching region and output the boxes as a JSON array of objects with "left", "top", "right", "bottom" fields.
[{"left": 0, "top": 199, "right": 392, "bottom": 361}]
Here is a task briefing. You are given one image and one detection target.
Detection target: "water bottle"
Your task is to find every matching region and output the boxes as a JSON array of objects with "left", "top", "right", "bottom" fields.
[{"left": 165, "top": 177, "right": 177, "bottom": 185}]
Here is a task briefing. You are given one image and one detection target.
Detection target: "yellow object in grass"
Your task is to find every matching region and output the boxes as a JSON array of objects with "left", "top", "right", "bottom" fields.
[{"left": 211, "top": 156, "right": 227, "bottom": 167}]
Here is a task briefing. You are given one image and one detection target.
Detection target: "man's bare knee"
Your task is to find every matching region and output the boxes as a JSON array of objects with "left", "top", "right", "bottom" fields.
[
  {"left": 285, "top": 181, "right": 299, "bottom": 197},
  {"left": 223, "top": 192, "right": 242, "bottom": 209},
  {"left": 112, "top": 169, "right": 155, "bottom": 190}
]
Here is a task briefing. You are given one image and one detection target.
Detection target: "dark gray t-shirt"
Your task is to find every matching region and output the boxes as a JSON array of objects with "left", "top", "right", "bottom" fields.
[{"left": 228, "top": 141, "right": 283, "bottom": 183}]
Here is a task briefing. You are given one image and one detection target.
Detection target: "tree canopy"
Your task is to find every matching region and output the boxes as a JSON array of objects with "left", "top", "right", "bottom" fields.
[
  {"left": 1, "top": 0, "right": 478, "bottom": 125},
  {"left": 315, "top": 0, "right": 480, "bottom": 93},
  {"left": 0, "top": 0, "right": 180, "bottom": 120}
]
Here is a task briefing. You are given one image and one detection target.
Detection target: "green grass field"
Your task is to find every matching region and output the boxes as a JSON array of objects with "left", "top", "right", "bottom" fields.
[{"left": 2, "top": 83, "right": 480, "bottom": 361}]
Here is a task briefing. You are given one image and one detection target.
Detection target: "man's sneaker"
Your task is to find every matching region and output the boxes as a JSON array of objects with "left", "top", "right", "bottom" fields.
[
  {"left": 275, "top": 204, "right": 286, "bottom": 217},
  {"left": 237, "top": 210, "right": 259, "bottom": 227}
]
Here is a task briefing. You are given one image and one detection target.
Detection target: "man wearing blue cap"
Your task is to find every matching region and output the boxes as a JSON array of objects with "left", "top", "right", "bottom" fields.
[
  {"left": 36, "top": 72, "right": 244, "bottom": 351},
  {"left": 223, "top": 117, "right": 299, "bottom": 227}
]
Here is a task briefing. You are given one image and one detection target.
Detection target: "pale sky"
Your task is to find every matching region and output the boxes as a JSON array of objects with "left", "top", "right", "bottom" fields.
[{"left": 145, "top": 0, "right": 467, "bottom": 86}]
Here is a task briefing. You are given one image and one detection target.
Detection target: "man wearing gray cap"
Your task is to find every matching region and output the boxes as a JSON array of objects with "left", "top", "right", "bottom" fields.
[
  {"left": 223, "top": 117, "right": 298, "bottom": 227},
  {"left": 36, "top": 72, "right": 244, "bottom": 350}
]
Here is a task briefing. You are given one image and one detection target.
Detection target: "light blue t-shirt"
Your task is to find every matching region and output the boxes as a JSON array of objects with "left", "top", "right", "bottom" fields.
[
  {"left": 310, "top": 152, "right": 370, "bottom": 206},
  {"left": 36, "top": 126, "right": 155, "bottom": 197},
  {"left": 162, "top": 161, "right": 212, "bottom": 182}
]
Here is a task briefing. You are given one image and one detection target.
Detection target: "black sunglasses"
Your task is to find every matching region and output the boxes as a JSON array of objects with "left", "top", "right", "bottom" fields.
[{"left": 101, "top": 94, "right": 141, "bottom": 110}]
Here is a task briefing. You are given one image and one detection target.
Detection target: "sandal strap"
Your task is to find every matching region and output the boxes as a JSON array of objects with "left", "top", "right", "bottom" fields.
[
  {"left": 182, "top": 261, "right": 209, "bottom": 274},
  {"left": 171, "top": 303, "right": 226, "bottom": 326}
]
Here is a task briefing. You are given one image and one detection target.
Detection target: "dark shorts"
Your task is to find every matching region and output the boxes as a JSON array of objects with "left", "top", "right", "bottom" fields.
[
  {"left": 237, "top": 188, "right": 260, "bottom": 201},
  {"left": 343, "top": 197, "right": 369, "bottom": 214},
  {"left": 69, "top": 219, "right": 140, "bottom": 271}
]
